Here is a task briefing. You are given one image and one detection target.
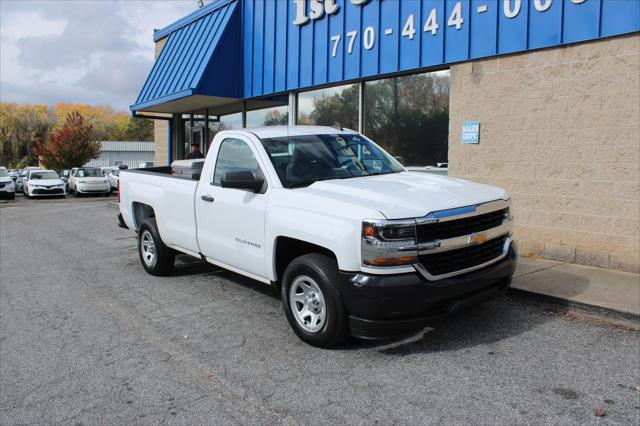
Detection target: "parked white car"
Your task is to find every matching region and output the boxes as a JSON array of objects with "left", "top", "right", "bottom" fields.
[
  {"left": 68, "top": 167, "right": 111, "bottom": 196},
  {"left": 107, "top": 168, "right": 120, "bottom": 190},
  {"left": 0, "top": 167, "right": 16, "bottom": 199},
  {"left": 119, "top": 126, "right": 516, "bottom": 347},
  {"left": 23, "top": 169, "right": 66, "bottom": 198},
  {"left": 16, "top": 167, "right": 40, "bottom": 193}
]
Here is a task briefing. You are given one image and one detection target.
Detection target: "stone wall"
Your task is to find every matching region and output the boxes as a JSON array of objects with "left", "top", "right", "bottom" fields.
[{"left": 448, "top": 34, "right": 640, "bottom": 272}]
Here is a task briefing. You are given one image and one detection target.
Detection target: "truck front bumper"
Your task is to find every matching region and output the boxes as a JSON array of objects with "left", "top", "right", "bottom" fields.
[{"left": 340, "top": 244, "right": 518, "bottom": 340}]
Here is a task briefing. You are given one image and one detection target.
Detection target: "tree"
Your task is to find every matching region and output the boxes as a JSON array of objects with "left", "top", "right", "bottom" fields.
[
  {"left": 0, "top": 103, "right": 54, "bottom": 167},
  {"left": 124, "top": 117, "right": 154, "bottom": 141},
  {"left": 33, "top": 112, "right": 101, "bottom": 170},
  {"left": 263, "top": 110, "right": 288, "bottom": 126}
]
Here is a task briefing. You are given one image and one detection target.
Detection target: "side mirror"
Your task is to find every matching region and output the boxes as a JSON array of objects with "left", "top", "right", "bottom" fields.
[{"left": 221, "top": 171, "right": 263, "bottom": 193}]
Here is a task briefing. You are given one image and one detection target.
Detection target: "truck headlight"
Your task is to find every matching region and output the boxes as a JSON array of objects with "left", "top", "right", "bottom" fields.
[{"left": 361, "top": 219, "right": 417, "bottom": 267}]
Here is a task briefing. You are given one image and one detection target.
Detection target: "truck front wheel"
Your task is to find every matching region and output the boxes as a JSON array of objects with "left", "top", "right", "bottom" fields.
[
  {"left": 138, "top": 218, "right": 175, "bottom": 276},
  {"left": 281, "top": 253, "right": 349, "bottom": 348}
]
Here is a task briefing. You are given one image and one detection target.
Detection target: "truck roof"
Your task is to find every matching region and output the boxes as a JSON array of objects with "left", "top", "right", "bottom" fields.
[{"left": 228, "top": 125, "right": 358, "bottom": 140}]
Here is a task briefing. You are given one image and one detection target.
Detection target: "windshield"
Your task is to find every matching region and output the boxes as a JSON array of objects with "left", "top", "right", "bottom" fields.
[
  {"left": 76, "top": 168, "right": 101, "bottom": 177},
  {"left": 260, "top": 133, "right": 403, "bottom": 188},
  {"left": 30, "top": 171, "right": 59, "bottom": 180},
  {"left": 61, "top": 170, "right": 70, "bottom": 177},
  {"left": 0, "top": 169, "right": 7, "bottom": 177}
]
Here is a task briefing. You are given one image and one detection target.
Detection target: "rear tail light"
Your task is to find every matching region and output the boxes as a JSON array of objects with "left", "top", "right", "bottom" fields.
[{"left": 116, "top": 178, "right": 120, "bottom": 203}]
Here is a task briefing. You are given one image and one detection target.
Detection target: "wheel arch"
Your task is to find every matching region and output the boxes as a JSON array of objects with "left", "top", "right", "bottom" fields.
[
  {"left": 273, "top": 236, "right": 337, "bottom": 284},
  {"left": 132, "top": 202, "right": 156, "bottom": 231}
]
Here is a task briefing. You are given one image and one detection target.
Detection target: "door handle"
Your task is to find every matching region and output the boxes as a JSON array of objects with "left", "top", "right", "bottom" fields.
[{"left": 201, "top": 195, "right": 214, "bottom": 202}]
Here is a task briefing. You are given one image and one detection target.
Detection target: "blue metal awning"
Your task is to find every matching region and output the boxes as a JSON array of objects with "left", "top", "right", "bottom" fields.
[{"left": 131, "top": 0, "right": 241, "bottom": 113}]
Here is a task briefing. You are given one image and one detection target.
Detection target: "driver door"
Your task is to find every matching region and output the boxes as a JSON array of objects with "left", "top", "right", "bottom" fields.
[{"left": 195, "top": 136, "right": 268, "bottom": 279}]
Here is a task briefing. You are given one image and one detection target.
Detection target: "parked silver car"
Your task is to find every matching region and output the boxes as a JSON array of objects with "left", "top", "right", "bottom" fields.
[{"left": 0, "top": 167, "right": 16, "bottom": 200}]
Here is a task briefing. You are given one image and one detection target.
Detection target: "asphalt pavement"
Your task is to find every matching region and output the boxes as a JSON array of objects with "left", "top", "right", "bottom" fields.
[{"left": 1, "top": 197, "right": 639, "bottom": 425}]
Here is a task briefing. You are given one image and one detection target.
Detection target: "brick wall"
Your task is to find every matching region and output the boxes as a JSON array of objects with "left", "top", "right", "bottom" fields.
[
  {"left": 153, "top": 36, "right": 170, "bottom": 166},
  {"left": 153, "top": 120, "right": 169, "bottom": 166},
  {"left": 448, "top": 34, "right": 640, "bottom": 273}
]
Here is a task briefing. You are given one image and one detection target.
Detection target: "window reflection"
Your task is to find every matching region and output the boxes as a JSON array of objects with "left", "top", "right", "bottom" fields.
[
  {"left": 246, "top": 96, "right": 289, "bottom": 127},
  {"left": 364, "top": 71, "right": 450, "bottom": 167},
  {"left": 297, "top": 83, "right": 358, "bottom": 130}
]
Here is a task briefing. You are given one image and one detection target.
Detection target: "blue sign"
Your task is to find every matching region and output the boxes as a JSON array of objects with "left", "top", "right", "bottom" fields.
[
  {"left": 137, "top": 0, "right": 640, "bottom": 111},
  {"left": 241, "top": 0, "right": 640, "bottom": 99},
  {"left": 462, "top": 121, "right": 480, "bottom": 144}
]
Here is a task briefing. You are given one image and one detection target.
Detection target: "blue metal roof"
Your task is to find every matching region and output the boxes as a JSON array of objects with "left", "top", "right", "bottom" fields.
[{"left": 131, "top": 0, "right": 240, "bottom": 112}]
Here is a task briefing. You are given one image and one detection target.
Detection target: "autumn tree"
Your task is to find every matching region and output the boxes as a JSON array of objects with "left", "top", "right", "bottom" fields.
[
  {"left": 33, "top": 112, "right": 101, "bottom": 170},
  {"left": 0, "top": 103, "right": 54, "bottom": 167},
  {"left": 1, "top": 102, "right": 153, "bottom": 167}
]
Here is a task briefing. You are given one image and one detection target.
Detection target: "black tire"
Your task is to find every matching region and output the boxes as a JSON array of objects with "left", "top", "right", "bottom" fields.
[
  {"left": 137, "top": 217, "right": 175, "bottom": 276},
  {"left": 281, "top": 253, "right": 349, "bottom": 348}
]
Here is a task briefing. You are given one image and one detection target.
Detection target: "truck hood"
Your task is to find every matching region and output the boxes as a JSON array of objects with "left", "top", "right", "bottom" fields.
[{"left": 296, "top": 171, "right": 509, "bottom": 219}]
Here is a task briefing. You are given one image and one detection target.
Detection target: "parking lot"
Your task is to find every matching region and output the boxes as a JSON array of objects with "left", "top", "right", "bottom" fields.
[{"left": 1, "top": 197, "right": 639, "bottom": 425}]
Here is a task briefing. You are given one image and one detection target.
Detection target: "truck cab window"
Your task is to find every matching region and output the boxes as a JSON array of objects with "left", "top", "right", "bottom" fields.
[{"left": 212, "top": 138, "right": 263, "bottom": 186}]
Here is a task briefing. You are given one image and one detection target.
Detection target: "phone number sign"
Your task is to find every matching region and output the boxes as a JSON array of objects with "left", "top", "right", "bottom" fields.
[{"left": 243, "top": 0, "right": 640, "bottom": 98}]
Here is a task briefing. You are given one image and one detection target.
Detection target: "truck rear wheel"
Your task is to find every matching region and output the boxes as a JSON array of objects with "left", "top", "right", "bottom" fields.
[
  {"left": 281, "top": 253, "right": 349, "bottom": 348},
  {"left": 138, "top": 217, "right": 175, "bottom": 276}
]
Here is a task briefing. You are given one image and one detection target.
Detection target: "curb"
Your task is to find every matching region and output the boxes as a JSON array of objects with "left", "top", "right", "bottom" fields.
[{"left": 507, "top": 287, "right": 640, "bottom": 326}]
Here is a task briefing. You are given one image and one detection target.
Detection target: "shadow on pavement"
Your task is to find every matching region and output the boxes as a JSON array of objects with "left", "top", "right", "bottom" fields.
[
  {"left": 375, "top": 295, "right": 549, "bottom": 355},
  {"left": 171, "top": 254, "right": 279, "bottom": 298},
  {"left": 168, "top": 257, "right": 549, "bottom": 353}
]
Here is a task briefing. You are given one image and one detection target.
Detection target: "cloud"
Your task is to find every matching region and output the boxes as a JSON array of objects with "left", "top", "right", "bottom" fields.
[
  {"left": 0, "top": 0, "right": 198, "bottom": 111},
  {"left": 79, "top": 54, "right": 153, "bottom": 96}
]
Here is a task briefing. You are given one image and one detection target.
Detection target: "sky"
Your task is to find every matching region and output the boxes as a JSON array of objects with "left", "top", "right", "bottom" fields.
[{"left": 0, "top": 0, "right": 205, "bottom": 112}]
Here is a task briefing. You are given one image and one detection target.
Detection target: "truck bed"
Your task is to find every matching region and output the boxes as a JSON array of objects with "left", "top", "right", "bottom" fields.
[
  {"left": 125, "top": 166, "right": 194, "bottom": 180},
  {"left": 119, "top": 167, "right": 200, "bottom": 255}
]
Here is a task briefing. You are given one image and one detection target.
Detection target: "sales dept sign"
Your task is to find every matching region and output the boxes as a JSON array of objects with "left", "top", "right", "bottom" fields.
[{"left": 462, "top": 121, "right": 480, "bottom": 144}]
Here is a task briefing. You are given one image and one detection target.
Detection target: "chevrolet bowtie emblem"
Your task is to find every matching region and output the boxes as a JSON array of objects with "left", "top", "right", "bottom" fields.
[{"left": 468, "top": 232, "right": 488, "bottom": 245}]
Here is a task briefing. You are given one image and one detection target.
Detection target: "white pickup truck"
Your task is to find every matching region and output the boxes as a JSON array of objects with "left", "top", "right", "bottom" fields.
[{"left": 118, "top": 126, "right": 517, "bottom": 347}]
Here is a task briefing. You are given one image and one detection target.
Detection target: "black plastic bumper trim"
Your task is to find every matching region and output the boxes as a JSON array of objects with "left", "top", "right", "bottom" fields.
[{"left": 340, "top": 246, "right": 518, "bottom": 339}]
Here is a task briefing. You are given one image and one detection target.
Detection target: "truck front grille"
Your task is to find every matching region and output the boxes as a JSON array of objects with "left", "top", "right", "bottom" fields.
[
  {"left": 418, "top": 237, "right": 505, "bottom": 276},
  {"left": 416, "top": 208, "right": 507, "bottom": 243}
]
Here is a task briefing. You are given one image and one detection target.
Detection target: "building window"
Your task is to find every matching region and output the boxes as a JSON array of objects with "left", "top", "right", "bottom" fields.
[
  {"left": 364, "top": 71, "right": 450, "bottom": 167},
  {"left": 297, "top": 83, "right": 359, "bottom": 129},
  {"left": 246, "top": 96, "right": 289, "bottom": 128},
  {"left": 207, "top": 111, "right": 243, "bottom": 153}
]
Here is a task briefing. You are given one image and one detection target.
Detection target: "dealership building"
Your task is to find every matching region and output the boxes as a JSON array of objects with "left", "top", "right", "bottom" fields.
[{"left": 131, "top": 0, "right": 639, "bottom": 272}]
